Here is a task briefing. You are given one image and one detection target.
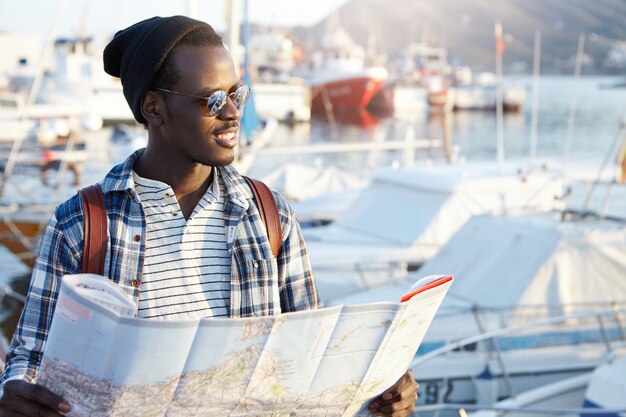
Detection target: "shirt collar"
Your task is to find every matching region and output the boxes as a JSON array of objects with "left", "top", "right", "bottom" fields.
[
  {"left": 100, "top": 148, "right": 144, "bottom": 200},
  {"left": 100, "top": 148, "right": 253, "bottom": 208},
  {"left": 218, "top": 164, "right": 253, "bottom": 209}
]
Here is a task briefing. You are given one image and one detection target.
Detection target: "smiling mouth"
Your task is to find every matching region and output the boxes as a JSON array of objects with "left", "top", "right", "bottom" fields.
[{"left": 214, "top": 129, "right": 239, "bottom": 148}]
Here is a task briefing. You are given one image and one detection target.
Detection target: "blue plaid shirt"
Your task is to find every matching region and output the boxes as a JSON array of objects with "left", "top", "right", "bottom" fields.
[{"left": 1, "top": 149, "right": 320, "bottom": 386}]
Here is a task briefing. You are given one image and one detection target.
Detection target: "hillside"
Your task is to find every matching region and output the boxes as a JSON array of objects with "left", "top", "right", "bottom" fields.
[{"left": 289, "top": 0, "right": 626, "bottom": 74}]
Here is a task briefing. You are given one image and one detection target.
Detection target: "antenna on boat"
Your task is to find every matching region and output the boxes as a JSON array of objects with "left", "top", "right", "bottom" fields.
[
  {"left": 529, "top": 30, "right": 541, "bottom": 163},
  {"left": 564, "top": 33, "right": 586, "bottom": 162}
]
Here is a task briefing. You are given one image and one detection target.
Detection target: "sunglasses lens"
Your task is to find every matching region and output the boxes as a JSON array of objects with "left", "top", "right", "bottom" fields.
[
  {"left": 207, "top": 90, "right": 227, "bottom": 117},
  {"left": 206, "top": 86, "right": 250, "bottom": 116},
  {"left": 233, "top": 85, "right": 250, "bottom": 109}
]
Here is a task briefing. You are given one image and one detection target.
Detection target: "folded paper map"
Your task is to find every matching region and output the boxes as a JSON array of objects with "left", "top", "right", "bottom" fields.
[{"left": 38, "top": 273, "right": 452, "bottom": 417}]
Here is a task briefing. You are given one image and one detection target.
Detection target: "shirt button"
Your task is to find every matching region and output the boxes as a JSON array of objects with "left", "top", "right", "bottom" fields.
[
  {"left": 253, "top": 261, "right": 259, "bottom": 268},
  {"left": 171, "top": 211, "right": 178, "bottom": 216},
  {"left": 131, "top": 279, "right": 140, "bottom": 287},
  {"left": 164, "top": 192, "right": 171, "bottom": 198},
  {"left": 133, "top": 234, "right": 141, "bottom": 242}
]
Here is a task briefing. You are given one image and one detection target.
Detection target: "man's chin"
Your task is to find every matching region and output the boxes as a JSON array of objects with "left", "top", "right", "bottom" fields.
[{"left": 198, "top": 154, "right": 236, "bottom": 167}]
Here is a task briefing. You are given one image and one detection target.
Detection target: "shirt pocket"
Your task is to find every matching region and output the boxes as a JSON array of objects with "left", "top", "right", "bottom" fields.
[{"left": 241, "top": 257, "right": 281, "bottom": 316}]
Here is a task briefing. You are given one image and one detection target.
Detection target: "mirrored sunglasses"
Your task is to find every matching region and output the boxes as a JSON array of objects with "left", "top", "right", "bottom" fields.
[{"left": 154, "top": 85, "right": 250, "bottom": 117}]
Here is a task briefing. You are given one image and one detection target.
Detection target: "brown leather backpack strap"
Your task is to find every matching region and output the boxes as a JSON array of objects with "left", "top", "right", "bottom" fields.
[
  {"left": 78, "top": 184, "right": 107, "bottom": 275},
  {"left": 243, "top": 176, "right": 282, "bottom": 258}
]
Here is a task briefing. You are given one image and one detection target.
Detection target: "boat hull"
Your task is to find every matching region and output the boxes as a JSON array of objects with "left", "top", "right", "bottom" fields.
[{"left": 311, "top": 75, "right": 386, "bottom": 114}]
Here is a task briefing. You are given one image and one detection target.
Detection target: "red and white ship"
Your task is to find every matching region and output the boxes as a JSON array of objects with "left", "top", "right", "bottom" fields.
[
  {"left": 304, "top": 20, "right": 390, "bottom": 115},
  {"left": 310, "top": 67, "right": 388, "bottom": 114}
]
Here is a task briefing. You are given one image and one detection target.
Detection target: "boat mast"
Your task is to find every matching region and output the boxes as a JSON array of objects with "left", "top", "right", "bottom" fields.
[
  {"left": 564, "top": 33, "right": 585, "bottom": 162},
  {"left": 494, "top": 22, "right": 505, "bottom": 168},
  {"left": 187, "top": 0, "right": 198, "bottom": 18},
  {"left": 529, "top": 30, "right": 541, "bottom": 163},
  {"left": 226, "top": 0, "right": 242, "bottom": 73}
]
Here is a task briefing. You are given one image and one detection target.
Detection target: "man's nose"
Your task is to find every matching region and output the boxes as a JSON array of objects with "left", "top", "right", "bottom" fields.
[{"left": 217, "top": 96, "right": 242, "bottom": 120}]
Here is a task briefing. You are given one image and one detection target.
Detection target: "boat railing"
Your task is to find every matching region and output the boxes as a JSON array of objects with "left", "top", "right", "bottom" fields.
[
  {"left": 412, "top": 403, "right": 626, "bottom": 416},
  {"left": 413, "top": 306, "right": 626, "bottom": 368},
  {"left": 411, "top": 304, "right": 625, "bottom": 409},
  {"left": 411, "top": 329, "right": 626, "bottom": 416}
]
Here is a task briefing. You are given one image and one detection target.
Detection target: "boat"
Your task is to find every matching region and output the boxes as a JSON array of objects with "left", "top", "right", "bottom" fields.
[
  {"left": 331, "top": 210, "right": 626, "bottom": 412},
  {"left": 260, "top": 162, "right": 366, "bottom": 202},
  {"left": 581, "top": 347, "right": 626, "bottom": 416},
  {"left": 8, "top": 36, "right": 132, "bottom": 125},
  {"left": 389, "top": 41, "right": 453, "bottom": 115},
  {"left": 302, "top": 162, "right": 564, "bottom": 304},
  {"left": 410, "top": 338, "right": 626, "bottom": 417},
  {"left": 0, "top": 125, "right": 138, "bottom": 267},
  {"left": 251, "top": 81, "right": 311, "bottom": 123},
  {"left": 304, "top": 18, "right": 389, "bottom": 115},
  {"left": 310, "top": 68, "right": 389, "bottom": 115},
  {"left": 453, "top": 72, "right": 527, "bottom": 112},
  {"left": 246, "top": 30, "right": 311, "bottom": 122},
  {"left": 457, "top": 343, "right": 626, "bottom": 417},
  {"left": 0, "top": 91, "right": 88, "bottom": 144}
]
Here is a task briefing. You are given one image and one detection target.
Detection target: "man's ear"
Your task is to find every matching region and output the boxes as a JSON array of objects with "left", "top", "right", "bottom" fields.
[{"left": 141, "top": 91, "right": 164, "bottom": 125}]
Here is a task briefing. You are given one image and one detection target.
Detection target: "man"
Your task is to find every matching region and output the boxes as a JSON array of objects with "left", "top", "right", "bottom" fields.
[{"left": 0, "top": 16, "right": 418, "bottom": 416}]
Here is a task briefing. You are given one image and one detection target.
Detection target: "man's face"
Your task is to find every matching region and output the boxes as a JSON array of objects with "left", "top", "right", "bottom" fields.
[{"left": 160, "top": 45, "right": 242, "bottom": 167}]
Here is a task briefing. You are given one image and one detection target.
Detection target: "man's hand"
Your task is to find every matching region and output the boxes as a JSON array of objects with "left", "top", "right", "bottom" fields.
[
  {"left": 0, "top": 380, "right": 71, "bottom": 416},
  {"left": 367, "top": 369, "right": 418, "bottom": 417}
]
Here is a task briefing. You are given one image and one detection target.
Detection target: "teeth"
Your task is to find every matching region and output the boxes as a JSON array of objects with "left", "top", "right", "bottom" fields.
[{"left": 216, "top": 132, "right": 235, "bottom": 140}]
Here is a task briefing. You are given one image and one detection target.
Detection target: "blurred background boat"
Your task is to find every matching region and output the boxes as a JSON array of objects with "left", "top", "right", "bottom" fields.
[{"left": 300, "top": 14, "right": 391, "bottom": 118}]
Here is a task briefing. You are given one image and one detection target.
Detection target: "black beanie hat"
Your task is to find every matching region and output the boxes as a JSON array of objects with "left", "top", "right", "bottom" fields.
[{"left": 103, "top": 16, "right": 213, "bottom": 124}]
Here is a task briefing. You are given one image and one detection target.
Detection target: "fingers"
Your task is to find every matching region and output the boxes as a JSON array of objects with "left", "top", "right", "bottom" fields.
[
  {"left": 369, "top": 389, "right": 418, "bottom": 416},
  {"left": 377, "top": 390, "right": 418, "bottom": 415},
  {"left": 368, "top": 370, "right": 419, "bottom": 417},
  {"left": 382, "top": 370, "right": 417, "bottom": 401},
  {"left": 1, "top": 380, "right": 70, "bottom": 416}
]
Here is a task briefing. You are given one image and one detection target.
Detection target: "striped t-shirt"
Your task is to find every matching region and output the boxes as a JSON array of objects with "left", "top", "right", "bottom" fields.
[{"left": 132, "top": 170, "right": 231, "bottom": 320}]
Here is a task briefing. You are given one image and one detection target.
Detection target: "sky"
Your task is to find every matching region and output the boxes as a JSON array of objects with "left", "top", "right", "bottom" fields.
[{"left": 0, "top": 0, "right": 350, "bottom": 43}]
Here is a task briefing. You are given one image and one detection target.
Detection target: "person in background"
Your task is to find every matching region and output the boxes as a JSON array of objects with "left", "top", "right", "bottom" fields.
[{"left": 0, "top": 15, "right": 418, "bottom": 417}]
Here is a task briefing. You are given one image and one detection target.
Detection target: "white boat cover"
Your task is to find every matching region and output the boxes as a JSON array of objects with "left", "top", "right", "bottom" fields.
[
  {"left": 333, "top": 212, "right": 626, "bottom": 311},
  {"left": 304, "top": 163, "right": 564, "bottom": 302},
  {"left": 261, "top": 162, "right": 366, "bottom": 202},
  {"left": 307, "top": 162, "right": 562, "bottom": 257}
]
